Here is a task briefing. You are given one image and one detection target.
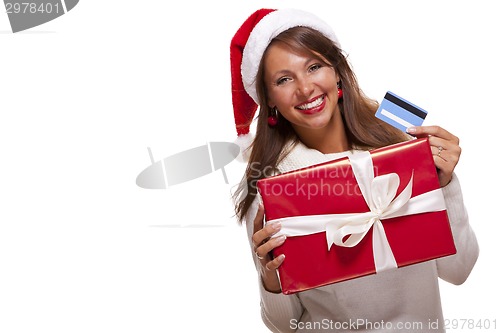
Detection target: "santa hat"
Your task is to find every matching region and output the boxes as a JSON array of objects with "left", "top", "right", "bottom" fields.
[{"left": 230, "top": 8, "right": 341, "bottom": 160}]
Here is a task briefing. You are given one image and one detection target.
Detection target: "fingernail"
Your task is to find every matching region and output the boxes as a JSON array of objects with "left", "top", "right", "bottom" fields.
[
  {"left": 271, "top": 222, "right": 281, "bottom": 230},
  {"left": 277, "top": 254, "right": 285, "bottom": 262},
  {"left": 406, "top": 127, "right": 416, "bottom": 134},
  {"left": 276, "top": 235, "right": 286, "bottom": 244}
]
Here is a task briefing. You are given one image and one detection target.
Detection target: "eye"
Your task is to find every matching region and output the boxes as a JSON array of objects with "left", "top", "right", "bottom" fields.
[
  {"left": 276, "top": 77, "right": 291, "bottom": 86},
  {"left": 308, "top": 63, "right": 323, "bottom": 72}
]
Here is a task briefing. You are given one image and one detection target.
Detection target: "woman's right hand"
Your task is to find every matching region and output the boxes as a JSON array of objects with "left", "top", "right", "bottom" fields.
[{"left": 252, "top": 203, "right": 286, "bottom": 293}]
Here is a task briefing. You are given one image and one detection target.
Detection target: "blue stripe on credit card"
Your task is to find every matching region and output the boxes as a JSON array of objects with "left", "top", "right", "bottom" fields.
[{"left": 375, "top": 91, "right": 428, "bottom": 133}]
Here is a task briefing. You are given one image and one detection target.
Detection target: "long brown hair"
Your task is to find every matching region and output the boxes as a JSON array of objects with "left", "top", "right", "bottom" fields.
[{"left": 234, "top": 26, "right": 409, "bottom": 222}]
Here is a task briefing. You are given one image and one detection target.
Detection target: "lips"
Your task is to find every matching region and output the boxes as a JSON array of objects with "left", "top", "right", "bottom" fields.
[{"left": 295, "top": 94, "right": 326, "bottom": 114}]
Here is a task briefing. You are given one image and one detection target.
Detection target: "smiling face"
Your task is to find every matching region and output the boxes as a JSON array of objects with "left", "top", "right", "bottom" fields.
[{"left": 264, "top": 41, "right": 341, "bottom": 138}]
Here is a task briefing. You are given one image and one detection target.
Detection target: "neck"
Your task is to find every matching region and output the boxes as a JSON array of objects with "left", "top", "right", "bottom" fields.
[{"left": 293, "top": 110, "right": 349, "bottom": 154}]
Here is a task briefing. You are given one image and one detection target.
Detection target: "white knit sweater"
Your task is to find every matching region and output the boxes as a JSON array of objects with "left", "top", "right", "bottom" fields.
[{"left": 244, "top": 141, "right": 479, "bottom": 333}]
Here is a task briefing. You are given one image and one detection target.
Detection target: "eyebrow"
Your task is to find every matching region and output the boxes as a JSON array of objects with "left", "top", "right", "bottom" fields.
[{"left": 270, "top": 57, "right": 318, "bottom": 78}]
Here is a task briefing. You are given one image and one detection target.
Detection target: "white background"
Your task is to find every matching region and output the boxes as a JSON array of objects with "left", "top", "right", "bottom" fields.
[{"left": 0, "top": 1, "right": 498, "bottom": 332}]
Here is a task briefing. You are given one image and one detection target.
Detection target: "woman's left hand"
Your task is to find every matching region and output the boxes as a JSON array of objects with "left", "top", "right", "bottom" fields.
[{"left": 407, "top": 126, "right": 461, "bottom": 187}]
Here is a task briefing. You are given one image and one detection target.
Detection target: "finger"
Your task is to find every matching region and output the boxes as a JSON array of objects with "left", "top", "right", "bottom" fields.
[
  {"left": 252, "top": 203, "right": 265, "bottom": 233},
  {"left": 430, "top": 145, "right": 447, "bottom": 161},
  {"left": 251, "top": 204, "right": 266, "bottom": 246},
  {"left": 429, "top": 141, "right": 461, "bottom": 163},
  {"left": 255, "top": 234, "right": 286, "bottom": 260},
  {"left": 407, "top": 125, "right": 448, "bottom": 138},
  {"left": 265, "top": 254, "right": 285, "bottom": 271},
  {"left": 407, "top": 126, "right": 459, "bottom": 143},
  {"left": 432, "top": 155, "right": 453, "bottom": 186},
  {"left": 427, "top": 136, "right": 449, "bottom": 151},
  {"left": 430, "top": 144, "right": 460, "bottom": 187},
  {"left": 427, "top": 136, "right": 461, "bottom": 153},
  {"left": 253, "top": 218, "right": 282, "bottom": 246}
]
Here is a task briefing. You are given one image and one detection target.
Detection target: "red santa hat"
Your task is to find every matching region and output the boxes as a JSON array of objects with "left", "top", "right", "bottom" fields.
[{"left": 230, "top": 8, "right": 341, "bottom": 160}]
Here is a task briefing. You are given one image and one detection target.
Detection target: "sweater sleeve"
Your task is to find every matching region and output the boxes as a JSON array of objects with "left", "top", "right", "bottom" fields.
[
  {"left": 244, "top": 195, "right": 304, "bottom": 333},
  {"left": 436, "top": 174, "right": 479, "bottom": 285}
]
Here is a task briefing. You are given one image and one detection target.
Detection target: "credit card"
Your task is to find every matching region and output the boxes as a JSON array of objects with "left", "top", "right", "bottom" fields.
[{"left": 375, "top": 91, "right": 428, "bottom": 133}]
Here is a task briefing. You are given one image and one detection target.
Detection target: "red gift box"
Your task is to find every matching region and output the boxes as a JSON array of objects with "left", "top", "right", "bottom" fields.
[{"left": 257, "top": 138, "right": 456, "bottom": 295}]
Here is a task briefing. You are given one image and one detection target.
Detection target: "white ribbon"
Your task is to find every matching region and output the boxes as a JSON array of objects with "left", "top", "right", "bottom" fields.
[{"left": 267, "top": 151, "right": 447, "bottom": 272}]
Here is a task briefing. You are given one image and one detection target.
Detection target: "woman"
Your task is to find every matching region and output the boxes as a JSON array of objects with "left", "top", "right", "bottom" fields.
[{"left": 230, "top": 8, "right": 478, "bottom": 333}]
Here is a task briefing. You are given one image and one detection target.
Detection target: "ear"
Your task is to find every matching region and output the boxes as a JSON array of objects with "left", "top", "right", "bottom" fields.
[{"left": 267, "top": 99, "right": 275, "bottom": 109}]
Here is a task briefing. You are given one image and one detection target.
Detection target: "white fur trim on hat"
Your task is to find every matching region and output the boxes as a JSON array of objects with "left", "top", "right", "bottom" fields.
[
  {"left": 241, "top": 8, "right": 341, "bottom": 104},
  {"left": 234, "top": 132, "right": 255, "bottom": 162}
]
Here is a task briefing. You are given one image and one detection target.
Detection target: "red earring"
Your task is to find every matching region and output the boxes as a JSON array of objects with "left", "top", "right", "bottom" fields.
[
  {"left": 268, "top": 107, "right": 278, "bottom": 127},
  {"left": 337, "top": 81, "right": 343, "bottom": 100}
]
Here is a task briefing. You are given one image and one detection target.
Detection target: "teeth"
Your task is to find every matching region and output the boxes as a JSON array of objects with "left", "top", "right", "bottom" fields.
[{"left": 297, "top": 96, "right": 324, "bottom": 110}]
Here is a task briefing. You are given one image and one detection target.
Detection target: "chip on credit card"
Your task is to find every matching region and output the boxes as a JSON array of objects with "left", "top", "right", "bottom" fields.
[{"left": 375, "top": 91, "right": 428, "bottom": 134}]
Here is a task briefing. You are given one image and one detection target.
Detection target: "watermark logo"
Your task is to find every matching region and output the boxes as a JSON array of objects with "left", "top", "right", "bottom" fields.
[
  {"left": 136, "top": 142, "right": 240, "bottom": 189},
  {"left": 4, "top": 0, "right": 78, "bottom": 33}
]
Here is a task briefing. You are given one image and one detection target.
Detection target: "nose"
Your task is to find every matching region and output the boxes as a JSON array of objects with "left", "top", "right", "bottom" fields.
[{"left": 296, "top": 76, "right": 314, "bottom": 98}]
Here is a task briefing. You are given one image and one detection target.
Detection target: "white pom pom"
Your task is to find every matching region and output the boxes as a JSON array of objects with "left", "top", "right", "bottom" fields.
[{"left": 234, "top": 133, "right": 254, "bottom": 162}]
